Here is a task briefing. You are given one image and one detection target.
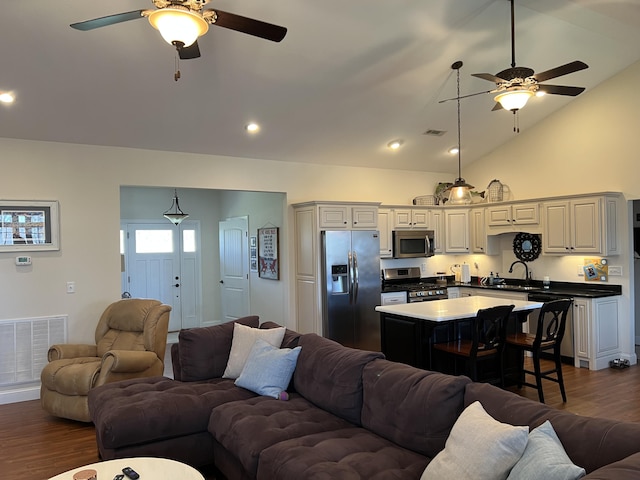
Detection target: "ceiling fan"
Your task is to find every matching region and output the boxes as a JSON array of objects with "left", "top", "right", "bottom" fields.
[
  {"left": 70, "top": 0, "right": 287, "bottom": 60},
  {"left": 441, "top": 0, "right": 588, "bottom": 112}
]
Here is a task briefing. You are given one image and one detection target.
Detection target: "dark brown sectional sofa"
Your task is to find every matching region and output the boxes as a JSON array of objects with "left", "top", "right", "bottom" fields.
[{"left": 88, "top": 316, "right": 640, "bottom": 479}]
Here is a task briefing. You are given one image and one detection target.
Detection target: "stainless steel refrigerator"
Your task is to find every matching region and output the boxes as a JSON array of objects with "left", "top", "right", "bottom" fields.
[{"left": 321, "top": 230, "right": 381, "bottom": 351}]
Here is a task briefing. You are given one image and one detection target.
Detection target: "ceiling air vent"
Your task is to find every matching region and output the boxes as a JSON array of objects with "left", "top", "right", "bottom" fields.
[{"left": 423, "top": 129, "right": 446, "bottom": 136}]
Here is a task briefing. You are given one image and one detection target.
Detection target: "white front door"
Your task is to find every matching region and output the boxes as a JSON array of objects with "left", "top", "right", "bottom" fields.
[
  {"left": 122, "top": 221, "right": 201, "bottom": 331},
  {"left": 219, "top": 217, "right": 249, "bottom": 321}
]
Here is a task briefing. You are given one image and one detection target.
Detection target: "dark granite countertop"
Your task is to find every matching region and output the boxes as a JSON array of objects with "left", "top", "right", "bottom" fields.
[{"left": 430, "top": 276, "right": 622, "bottom": 298}]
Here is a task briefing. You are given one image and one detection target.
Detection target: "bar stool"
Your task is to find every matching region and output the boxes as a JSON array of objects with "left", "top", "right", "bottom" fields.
[
  {"left": 504, "top": 298, "right": 573, "bottom": 403},
  {"left": 433, "top": 304, "right": 514, "bottom": 383}
]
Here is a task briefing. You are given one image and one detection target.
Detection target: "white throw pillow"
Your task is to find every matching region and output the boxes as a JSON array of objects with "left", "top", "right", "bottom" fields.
[
  {"left": 222, "top": 323, "right": 285, "bottom": 379},
  {"left": 421, "top": 401, "right": 529, "bottom": 480},
  {"left": 506, "top": 420, "right": 586, "bottom": 480}
]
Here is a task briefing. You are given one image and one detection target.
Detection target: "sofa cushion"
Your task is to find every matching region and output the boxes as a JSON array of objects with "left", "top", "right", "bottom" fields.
[
  {"left": 293, "top": 333, "right": 384, "bottom": 425},
  {"left": 507, "top": 420, "right": 585, "bottom": 480},
  {"left": 464, "top": 382, "right": 640, "bottom": 474},
  {"left": 223, "top": 323, "right": 285, "bottom": 379},
  {"left": 89, "top": 375, "right": 256, "bottom": 449},
  {"left": 234, "top": 338, "right": 301, "bottom": 398},
  {"left": 361, "top": 358, "right": 471, "bottom": 458},
  {"left": 175, "top": 315, "right": 259, "bottom": 381},
  {"left": 421, "top": 401, "right": 528, "bottom": 480},
  {"left": 257, "top": 426, "right": 429, "bottom": 480},
  {"left": 209, "top": 394, "right": 354, "bottom": 477}
]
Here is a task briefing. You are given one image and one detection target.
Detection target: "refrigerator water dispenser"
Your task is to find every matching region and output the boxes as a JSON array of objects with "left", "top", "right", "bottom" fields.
[{"left": 331, "top": 264, "right": 349, "bottom": 293}]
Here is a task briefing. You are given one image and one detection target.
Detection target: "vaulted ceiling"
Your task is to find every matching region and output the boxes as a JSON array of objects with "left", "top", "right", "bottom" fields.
[{"left": 2, "top": 1, "right": 640, "bottom": 173}]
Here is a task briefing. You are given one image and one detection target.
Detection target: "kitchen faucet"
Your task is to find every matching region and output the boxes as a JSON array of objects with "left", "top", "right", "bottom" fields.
[{"left": 508, "top": 260, "right": 530, "bottom": 284}]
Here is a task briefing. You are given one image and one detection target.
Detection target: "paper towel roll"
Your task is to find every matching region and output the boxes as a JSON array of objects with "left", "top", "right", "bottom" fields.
[{"left": 461, "top": 264, "right": 471, "bottom": 284}]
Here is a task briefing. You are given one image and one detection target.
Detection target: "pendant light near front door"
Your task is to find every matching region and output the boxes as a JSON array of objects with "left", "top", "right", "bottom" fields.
[
  {"left": 163, "top": 189, "right": 189, "bottom": 225},
  {"left": 447, "top": 61, "right": 474, "bottom": 205}
]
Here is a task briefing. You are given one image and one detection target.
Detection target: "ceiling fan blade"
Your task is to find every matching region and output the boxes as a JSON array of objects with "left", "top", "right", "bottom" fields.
[
  {"left": 177, "top": 41, "right": 201, "bottom": 60},
  {"left": 472, "top": 72, "right": 506, "bottom": 83},
  {"left": 533, "top": 61, "right": 588, "bottom": 83},
  {"left": 492, "top": 102, "right": 503, "bottom": 111},
  {"left": 209, "top": 9, "right": 287, "bottom": 42},
  {"left": 538, "top": 84, "right": 585, "bottom": 96},
  {"left": 70, "top": 10, "right": 145, "bottom": 31},
  {"left": 438, "top": 89, "right": 493, "bottom": 103}
]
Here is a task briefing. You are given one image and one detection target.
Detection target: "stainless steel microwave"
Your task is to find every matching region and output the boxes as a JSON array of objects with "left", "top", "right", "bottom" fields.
[{"left": 392, "top": 230, "right": 435, "bottom": 259}]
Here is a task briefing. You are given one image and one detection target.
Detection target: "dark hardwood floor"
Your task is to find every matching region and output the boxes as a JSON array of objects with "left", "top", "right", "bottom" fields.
[{"left": 2, "top": 359, "right": 640, "bottom": 479}]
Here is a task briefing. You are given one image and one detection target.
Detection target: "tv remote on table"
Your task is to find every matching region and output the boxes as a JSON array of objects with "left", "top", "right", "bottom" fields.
[{"left": 122, "top": 467, "right": 140, "bottom": 480}]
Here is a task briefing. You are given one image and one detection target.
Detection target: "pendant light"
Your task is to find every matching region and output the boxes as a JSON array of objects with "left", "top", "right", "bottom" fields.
[
  {"left": 163, "top": 189, "right": 189, "bottom": 225},
  {"left": 447, "top": 61, "right": 474, "bottom": 205}
]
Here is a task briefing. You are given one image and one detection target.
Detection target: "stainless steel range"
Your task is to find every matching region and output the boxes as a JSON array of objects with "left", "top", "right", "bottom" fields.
[{"left": 381, "top": 267, "right": 448, "bottom": 303}]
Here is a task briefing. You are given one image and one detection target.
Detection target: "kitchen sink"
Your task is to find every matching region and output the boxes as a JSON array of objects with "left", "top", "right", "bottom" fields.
[{"left": 493, "top": 284, "right": 539, "bottom": 291}]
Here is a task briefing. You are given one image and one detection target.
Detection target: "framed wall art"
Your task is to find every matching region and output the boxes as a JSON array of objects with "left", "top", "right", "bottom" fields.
[
  {"left": 0, "top": 200, "right": 60, "bottom": 252},
  {"left": 258, "top": 227, "right": 279, "bottom": 280}
]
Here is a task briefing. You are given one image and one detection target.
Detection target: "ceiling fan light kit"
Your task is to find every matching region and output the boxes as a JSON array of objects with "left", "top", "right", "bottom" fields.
[
  {"left": 147, "top": 7, "right": 209, "bottom": 47},
  {"left": 494, "top": 88, "right": 534, "bottom": 111}
]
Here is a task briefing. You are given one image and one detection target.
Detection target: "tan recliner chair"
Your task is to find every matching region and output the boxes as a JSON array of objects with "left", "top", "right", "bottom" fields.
[{"left": 40, "top": 298, "right": 171, "bottom": 422}]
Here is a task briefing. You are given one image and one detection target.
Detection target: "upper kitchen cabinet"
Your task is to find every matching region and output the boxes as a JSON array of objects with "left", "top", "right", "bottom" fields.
[
  {"left": 392, "top": 208, "right": 429, "bottom": 229},
  {"left": 378, "top": 208, "right": 393, "bottom": 258},
  {"left": 444, "top": 208, "right": 469, "bottom": 253},
  {"left": 542, "top": 194, "right": 619, "bottom": 255},
  {"left": 486, "top": 202, "right": 541, "bottom": 234},
  {"left": 318, "top": 203, "right": 379, "bottom": 229},
  {"left": 470, "top": 207, "right": 498, "bottom": 255}
]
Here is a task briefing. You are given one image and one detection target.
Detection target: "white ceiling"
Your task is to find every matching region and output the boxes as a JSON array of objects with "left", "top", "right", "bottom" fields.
[{"left": 2, "top": 0, "right": 640, "bottom": 173}]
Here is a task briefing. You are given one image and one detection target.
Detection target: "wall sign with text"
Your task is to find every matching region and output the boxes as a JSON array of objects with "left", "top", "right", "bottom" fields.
[{"left": 258, "top": 227, "right": 279, "bottom": 280}]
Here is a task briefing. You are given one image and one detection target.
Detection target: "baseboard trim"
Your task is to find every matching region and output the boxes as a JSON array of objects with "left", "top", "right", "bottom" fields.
[{"left": 0, "top": 384, "right": 40, "bottom": 405}]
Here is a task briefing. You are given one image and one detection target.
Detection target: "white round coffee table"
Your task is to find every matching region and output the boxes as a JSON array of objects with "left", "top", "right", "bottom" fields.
[{"left": 48, "top": 457, "right": 205, "bottom": 480}]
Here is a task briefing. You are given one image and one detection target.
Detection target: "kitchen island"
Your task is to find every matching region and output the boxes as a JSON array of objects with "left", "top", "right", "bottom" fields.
[{"left": 375, "top": 296, "right": 543, "bottom": 377}]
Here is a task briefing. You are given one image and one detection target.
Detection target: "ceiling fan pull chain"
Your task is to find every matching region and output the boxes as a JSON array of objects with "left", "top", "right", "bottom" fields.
[
  {"left": 174, "top": 55, "right": 181, "bottom": 82},
  {"left": 513, "top": 111, "right": 520, "bottom": 134}
]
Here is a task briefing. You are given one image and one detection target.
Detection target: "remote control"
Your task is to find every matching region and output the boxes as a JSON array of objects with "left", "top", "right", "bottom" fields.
[
  {"left": 122, "top": 467, "right": 140, "bottom": 480},
  {"left": 113, "top": 475, "right": 125, "bottom": 480}
]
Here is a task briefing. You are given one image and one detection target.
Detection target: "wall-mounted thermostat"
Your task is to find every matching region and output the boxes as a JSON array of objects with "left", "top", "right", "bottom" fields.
[{"left": 16, "top": 256, "right": 32, "bottom": 266}]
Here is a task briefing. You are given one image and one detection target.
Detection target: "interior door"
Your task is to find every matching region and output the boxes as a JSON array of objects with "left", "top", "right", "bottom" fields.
[
  {"left": 122, "top": 222, "right": 201, "bottom": 332},
  {"left": 219, "top": 217, "right": 250, "bottom": 321}
]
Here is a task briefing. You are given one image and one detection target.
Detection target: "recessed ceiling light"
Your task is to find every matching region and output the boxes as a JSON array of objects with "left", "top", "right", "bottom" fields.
[
  {"left": 448, "top": 146, "right": 460, "bottom": 155},
  {"left": 0, "top": 92, "right": 15, "bottom": 104},
  {"left": 387, "top": 139, "right": 404, "bottom": 150},
  {"left": 245, "top": 123, "right": 260, "bottom": 133}
]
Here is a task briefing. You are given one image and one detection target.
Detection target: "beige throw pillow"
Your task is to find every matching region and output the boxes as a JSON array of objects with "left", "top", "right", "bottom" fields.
[
  {"left": 421, "top": 401, "right": 529, "bottom": 480},
  {"left": 222, "top": 323, "right": 285, "bottom": 379}
]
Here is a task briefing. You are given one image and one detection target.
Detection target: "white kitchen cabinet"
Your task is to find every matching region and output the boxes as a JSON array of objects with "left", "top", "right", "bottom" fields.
[
  {"left": 319, "top": 204, "right": 378, "bottom": 229},
  {"left": 444, "top": 209, "right": 469, "bottom": 253},
  {"left": 542, "top": 195, "right": 619, "bottom": 255},
  {"left": 486, "top": 202, "right": 541, "bottom": 233},
  {"left": 392, "top": 208, "right": 429, "bottom": 229},
  {"left": 378, "top": 208, "right": 393, "bottom": 258},
  {"left": 573, "top": 296, "right": 620, "bottom": 370},
  {"left": 430, "top": 208, "right": 445, "bottom": 254},
  {"left": 293, "top": 205, "right": 321, "bottom": 335}
]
